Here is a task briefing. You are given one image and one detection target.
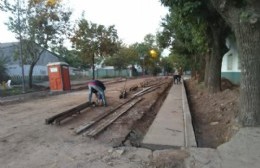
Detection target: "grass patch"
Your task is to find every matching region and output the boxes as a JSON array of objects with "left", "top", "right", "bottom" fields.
[{"left": 0, "top": 87, "right": 23, "bottom": 97}]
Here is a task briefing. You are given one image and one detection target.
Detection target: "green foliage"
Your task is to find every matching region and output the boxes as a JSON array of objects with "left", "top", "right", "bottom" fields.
[
  {"left": 104, "top": 46, "right": 138, "bottom": 70},
  {"left": 0, "top": 57, "right": 9, "bottom": 83},
  {"left": 239, "top": 10, "right": 258, "bottom": 23},
  {"left": 160, "top": 57, "right": 174, "bottom": 74},
  {"left": 71, "top": 16, "right": 120, "bottom": 67},
  {"left": 0, "top": 86, "right": 23, "bottom": 97},
  {"left": 151, "top": 65, "right": 161, "bottom": 76},
  {"left": 131, "top": 34, "right": 162, "bottom": 75},
  {"left": 169, "top": 53, "right": 190, "bottom": 71},
  {"left": 158, "top": 5, "right": 208, "bottom": 54},
  {"left": 6, "top": 0, "right": 72, "bottom": 49},
  {"left": 158, "top": 0, "right": 210, "bottom": 75},
  {"left": 3, "top": 0, "right": 72, "bottom": 88},
  {"left": 53, "top": 46, "right": 87, "bottom": 69},
  {"left": 144, "top": 34, "right": 156, "bottom": 47}
]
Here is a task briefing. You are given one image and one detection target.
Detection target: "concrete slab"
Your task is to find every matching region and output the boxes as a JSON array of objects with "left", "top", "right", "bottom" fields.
[
  {"left": 182, "top": 84, "right": 197, "bottom": 147},
  {"left": 217, "top": 127, "right": 260, "bottom": 168},
  {"left": 185, "top": 127, "right": 260, "bottom": 168},
  {"left": 142, "top": 84, "right": 185, "bottom": 149}
]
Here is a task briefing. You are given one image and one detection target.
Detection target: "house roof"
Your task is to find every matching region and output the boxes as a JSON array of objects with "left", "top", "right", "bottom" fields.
[
  {"left": 0, "top": 42, "right": 19, "bottom": 64},
  {"left": 0, "top": 42, "right": 64, "bottom": 66}
]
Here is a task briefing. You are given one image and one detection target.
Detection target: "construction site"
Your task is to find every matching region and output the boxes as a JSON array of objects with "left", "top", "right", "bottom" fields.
[{"left": 1, "top": 76, "right": 260, "bottom": 168}]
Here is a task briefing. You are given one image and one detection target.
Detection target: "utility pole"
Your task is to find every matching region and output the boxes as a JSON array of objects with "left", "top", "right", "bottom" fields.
[{"left": 17, "top": 0, "right": 26, "bottom": 93}]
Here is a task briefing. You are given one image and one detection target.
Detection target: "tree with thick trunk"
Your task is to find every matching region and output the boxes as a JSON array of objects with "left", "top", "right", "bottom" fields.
[
  {"left": 204, "top": 52, "right": 210, "bottom": 87},
  {"left": 160, "top": 0, "right": 229, "bottom": 93},
  {"left": 4, "top": 0, "right": 71, "bottom": 89},
  {"left": 207, "top": 21, "right": 229, "bottom": 93},
  {"left": 210, "top": 0, "right": 260, "bottom": 126}
]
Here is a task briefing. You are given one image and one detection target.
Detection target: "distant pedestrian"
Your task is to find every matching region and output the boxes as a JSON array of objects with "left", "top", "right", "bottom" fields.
[
  {"left": 88, "top": 80, "right": 107, "bottom": 106},
  {"left": 173, "top": 70, "right": 181, "bottom": 84}
]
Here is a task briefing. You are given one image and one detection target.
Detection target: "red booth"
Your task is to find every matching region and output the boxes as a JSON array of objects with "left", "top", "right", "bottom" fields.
[{"left": 47, "top": 62, "right": 71, "bottom": 91}]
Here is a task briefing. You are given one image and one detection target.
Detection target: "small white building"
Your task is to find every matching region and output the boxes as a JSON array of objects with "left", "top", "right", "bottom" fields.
[{"left": 221, "top": 36, "right": 241, "bottom": 84}]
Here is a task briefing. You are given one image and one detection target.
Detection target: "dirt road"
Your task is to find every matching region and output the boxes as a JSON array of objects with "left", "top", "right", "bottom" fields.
[{"left": 0, "top": 77, "right": 173, "bottom": 168}]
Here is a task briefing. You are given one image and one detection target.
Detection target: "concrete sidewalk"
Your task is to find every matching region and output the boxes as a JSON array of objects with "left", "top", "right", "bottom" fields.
[
  {"left": 141, "top": 78, "right": 260, "bottom": 168},
  {"left": 141, "top": 81, "right": 196, "bottom": 150}
]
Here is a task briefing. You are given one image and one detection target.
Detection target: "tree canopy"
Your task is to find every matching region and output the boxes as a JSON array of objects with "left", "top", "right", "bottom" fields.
[
  {"left": 4, "top": 0, "right": 72, "bottom": 88},
  {"left": 70, "top": 16, "right": 120, "bottom": 79},
  {"left": 160, "top": 0, "right": 260, "bottom": 126}
]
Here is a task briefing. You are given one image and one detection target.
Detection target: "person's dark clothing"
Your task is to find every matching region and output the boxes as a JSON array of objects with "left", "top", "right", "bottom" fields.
[{"left": 88, "top": 80, "right": 107, "bottom": 106}]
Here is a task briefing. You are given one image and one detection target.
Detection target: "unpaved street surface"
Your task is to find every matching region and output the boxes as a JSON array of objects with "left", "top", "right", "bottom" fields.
[
  {"left": 1, "top": 77, "right": 250, "bottom": 168},
  {"left": 0, "top": 77, "right": 175, "bottom": 168}
]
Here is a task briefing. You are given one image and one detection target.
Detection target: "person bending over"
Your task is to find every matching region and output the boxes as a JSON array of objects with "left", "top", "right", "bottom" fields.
[{"left": 88, "top": 80, "right": 107, "bottom": 106}]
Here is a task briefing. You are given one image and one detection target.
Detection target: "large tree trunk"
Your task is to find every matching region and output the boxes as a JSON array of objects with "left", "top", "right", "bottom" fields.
[
  {"left": 24, "top": 42, "right": 43, "bottom": 89},
  {"left": 204, "top": 52, "right": 210, "bottom": 87},
  {"left": 198, "top": 54, "right": 206, "bottom": 83},
  {"left": 210, "top": 0, "right": 260, "bottom": 126},
  {"left": 207, "top": 24, "right": 227, "bottom": 93},
  {"left": 234, "top": 21, "right": 260, "bottom": 126},
  {"left": 28, "top": 53, "right": 41, "bottom": 89},
  {"left": 191, "top": 54, "right": 198, "bottom": 80},
  {"left": 28, "top": 62, "right": 36, "bottom": 88}
]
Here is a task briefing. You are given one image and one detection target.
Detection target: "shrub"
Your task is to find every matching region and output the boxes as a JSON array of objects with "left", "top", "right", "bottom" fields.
[{"left": 0, "top": 57, "right": 8, "bottom": 83}]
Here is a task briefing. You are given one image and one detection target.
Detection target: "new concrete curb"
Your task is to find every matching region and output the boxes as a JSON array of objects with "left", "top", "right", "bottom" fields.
[{"left": 182, "top": 81, "right": 197, "bottom": 148}]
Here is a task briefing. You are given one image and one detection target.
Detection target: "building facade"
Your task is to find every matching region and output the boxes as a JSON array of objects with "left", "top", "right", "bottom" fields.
[
  {"left": 0, "top": 42, "right": 62, "bottom": 83},
  {"left": 221, "top": 36, "right": 241, "bottom": 85}
]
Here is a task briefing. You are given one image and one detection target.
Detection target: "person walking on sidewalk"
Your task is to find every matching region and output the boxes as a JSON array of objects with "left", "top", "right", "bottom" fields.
[
  {"left": 173, "top": 69, "right": 181, "bottom": 84},
  {"left": 88, "top": 80, "right": 107, "bottom": 106}
]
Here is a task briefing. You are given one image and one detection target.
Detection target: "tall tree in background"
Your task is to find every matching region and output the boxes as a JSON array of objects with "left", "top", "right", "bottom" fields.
[
  {"left": 132, "top": 34, "right": 161, "bottom": 76},
  {"left": 161, "top": 0, "right": 260, "bottom": 125},
  {"left": 104, "top": 46, "right": 138, "bottom": 72},
  {"left": 4, "top": 0, "right": 71, "bottom": 88},
  {"left": 160, "top": 57, "right": 174, "bottom": 75},
  {"left": 71, "top": 16, "right": 119, "bottom": 79},
  {"left": 160, "top": 0, "right": 230, "bottom": 93},
  {"left": 157, "top": 5, "right": 208, "bottom": 81},
  {"left": 53, "top": 46, "right": 85, "bottom": 69},
  {"left": 210, "top": 0, "right": 260, "bottom": 126}
]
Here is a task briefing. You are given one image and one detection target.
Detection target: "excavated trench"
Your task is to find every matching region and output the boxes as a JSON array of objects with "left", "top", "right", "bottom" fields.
[{"left": 120, "top": 81, "right": 173, "bottom": 148}]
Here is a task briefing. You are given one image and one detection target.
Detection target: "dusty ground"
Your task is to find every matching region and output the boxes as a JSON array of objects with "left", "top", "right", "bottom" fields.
[
  {"left": 0, "top": 76, "right": 241, "bottom": 167},
  {"left": 0, "top": 77, "right": 173, "bottom": 168},
  {"left": 185, "top": 79, "right": 240, "bottom": 148}
]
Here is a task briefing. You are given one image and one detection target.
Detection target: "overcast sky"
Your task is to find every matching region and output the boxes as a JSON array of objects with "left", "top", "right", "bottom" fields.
[{"left": 0, "top": 0, "right": 168, "bottom": 45}]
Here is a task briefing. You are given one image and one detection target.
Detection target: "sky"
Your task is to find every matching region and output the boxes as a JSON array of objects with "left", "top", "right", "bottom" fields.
[{"left": 0, "top": 0, "right": 168, "bottom": 46}]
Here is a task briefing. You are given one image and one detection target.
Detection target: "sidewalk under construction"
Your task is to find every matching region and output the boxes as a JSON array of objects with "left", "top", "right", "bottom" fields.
[
  {"left": 140, "top": 79, "right": 260, "bottom": 168},
  {"left": 142, "top": 82, "right": 197, "bottom": 149}
]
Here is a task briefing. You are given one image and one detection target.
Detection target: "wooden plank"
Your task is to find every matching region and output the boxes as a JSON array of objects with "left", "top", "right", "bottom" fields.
[
  {"left": 133, "top": 87, "right": 152, "bottom": 97},
  {"left": 45, "top": 102, "right": 92, "bottom": 124},
  {"left": 75, "top": 97, "right": 137, "bottom": 134},
  {"left": 75, "top": 81, "right": 170, "bottom": 134},
  {"left": 133, "top": 81, "right": 169, "bottom": 97},
  {"left": 83, "top": 97, "right": 143, "bottom": 137}
]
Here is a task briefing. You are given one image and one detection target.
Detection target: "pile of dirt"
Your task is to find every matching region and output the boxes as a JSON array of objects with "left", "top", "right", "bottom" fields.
[{"left": 185, "top": 79, "right": 240, "bottom": 148}]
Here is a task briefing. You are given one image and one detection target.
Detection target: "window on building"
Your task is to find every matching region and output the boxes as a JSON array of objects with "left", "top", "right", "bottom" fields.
[{"left": 227, "top": 54, "right": 233, "bottom": 70}]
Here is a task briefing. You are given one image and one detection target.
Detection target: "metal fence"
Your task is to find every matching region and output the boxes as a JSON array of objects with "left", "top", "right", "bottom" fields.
[{"left": 8, "top": 68, "right": 131, "bottom": 85}]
